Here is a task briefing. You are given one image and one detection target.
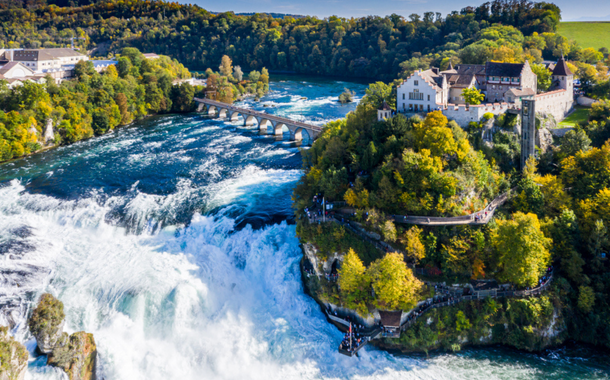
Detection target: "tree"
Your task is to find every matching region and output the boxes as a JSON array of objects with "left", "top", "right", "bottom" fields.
[
  {"left": 115, "top": 93, "right": 131, "bottom": 125},
  {"left": 219, "top": 55, "right": 233, "bottom": 77},
  {"left": 248, "top": 70, "right": 261, "bottom": 83},
  {"left": 74, "top": 60, "right": 94, "bottom": 80},
  {"left": 117, "top": 57, "right": 132, "bottom": 78},
  {"left": 531, "top": 63, "right": 552, "bottom": 92},
  {"left": 491, "top": 212, "right": 552, "bottom": 288},
  {"left": 380, "top": 220, "right": 397, "bottom": 242},
  {"left": 404, "top": 226, "right": 425, "bottom": 263},
  {"left": 233, "top": 65, "right": 243, "bottom": 81},
  {"left": 369, "top": 252, "right": 422, "bottom": 310},
  {"left": 338, "top": 88, "right": 354, "bottom": 104},
  {"left": 578, "top": 285, "right": 595, "bottom": 313},
  {"left": 92, "top": 109, "right": 110, "bottom": 135},
  {"left": 561, "top": 128, "right": 591, "bottom": 158},
  {"left": 338, "top": 249, "right": 370, "bottom": 314},
  {"left": 362, "top": 82, "right": 394, "bottom": 109},
  {"left": 462, "top": 87, "right": 485, "bottom": 105},
  {"left": 121, "top": 47, "right": 143, "bottom": 67},
  {"left": 561, "top": 140, "right": 610, "bottom": 200},
  {"left": 514, "top": 157, "right": 544, "bottom": 215},
  {"left": 170, "top": 83, "right": 195, "bottom": 112}
]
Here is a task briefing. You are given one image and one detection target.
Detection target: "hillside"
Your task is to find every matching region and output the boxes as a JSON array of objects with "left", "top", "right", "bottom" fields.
[{"left": 558, "top": 22, "right": 610, "bottom": 50}]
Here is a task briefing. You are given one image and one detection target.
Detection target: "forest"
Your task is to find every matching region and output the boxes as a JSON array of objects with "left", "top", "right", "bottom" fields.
[
  {"left": 0, "top": 0, "right": 574, "bottom": 82},
  {"left": 294, "top": 81, "right": 610, "bottom": 349},
  {"left": 0, "top": 47, "right": 195, "bottom": 161}
]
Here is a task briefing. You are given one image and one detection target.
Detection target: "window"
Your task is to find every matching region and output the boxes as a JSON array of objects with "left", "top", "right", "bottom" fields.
[
  {"left": 408, "top": 90, "right": 424, "bottom": 100},
  {"left": 427, "top": 95, "right": 430, "bottom": 101},
  {"left": 402, "top": 93, "right": 405, "bottom": 100},
  {"left": 414, "top": 80, "right": 419, "bottom": 86}
]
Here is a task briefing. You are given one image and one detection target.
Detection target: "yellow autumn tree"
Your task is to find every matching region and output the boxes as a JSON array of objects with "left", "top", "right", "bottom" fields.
[
  {"left": 369, "top": 252, "right": 422, "bottom": 310},
  {"left": 491, "top": 212, "right": 552, "bottom": 287},
  {"left": 403, "top": 226, "right": 425, "bottom": 263},
  {"left": 338, "top": 249, "right": 370, "bottom": 314}
]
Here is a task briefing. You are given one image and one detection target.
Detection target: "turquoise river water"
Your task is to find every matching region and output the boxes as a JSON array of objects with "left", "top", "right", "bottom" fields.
[{"left": 0, "top": 75, "right": 608, "bottom": 379}]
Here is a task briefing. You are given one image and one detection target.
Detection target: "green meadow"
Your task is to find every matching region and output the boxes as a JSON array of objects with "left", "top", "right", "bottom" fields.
[{"left": 558, "top": 22, "right": 610, "bottom": 50}]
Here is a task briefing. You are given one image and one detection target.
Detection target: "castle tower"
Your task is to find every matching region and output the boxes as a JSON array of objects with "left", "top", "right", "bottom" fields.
[{"left": 551, "top": 55, "right": 574, "bottom": 93}]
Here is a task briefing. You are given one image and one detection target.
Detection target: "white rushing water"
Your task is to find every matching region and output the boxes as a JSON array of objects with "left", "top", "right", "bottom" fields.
[{"left": 1, "top": 77, "right": 607, "bottom": 380}]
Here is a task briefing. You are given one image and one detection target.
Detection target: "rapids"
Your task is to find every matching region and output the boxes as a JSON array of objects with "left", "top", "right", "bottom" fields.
[{"left": 0, "top": 75, "right": 608, "bottom": 380}]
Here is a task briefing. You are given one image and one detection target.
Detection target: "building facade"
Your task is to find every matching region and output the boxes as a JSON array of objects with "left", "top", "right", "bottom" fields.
[
  {"left": 10, "top": 48, "right": 88, "bottom": 72},
  {"left": 396, "top": 68, "right": 448, "bottom": 113}
]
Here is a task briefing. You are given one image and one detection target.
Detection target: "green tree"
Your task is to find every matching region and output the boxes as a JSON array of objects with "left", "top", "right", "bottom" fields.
[
  {"left": 170, "top": 83, "right": 195, "bottom": 112},
  {"left": 561, "top": 128, "right": 591, "bottom": 158},
  {"left": 531, "top": 63, "right": 552, "bottom": 92},
  {"left": 369, "top": 252, "right": 422, "bottom": 310},
  {"left": 362, "top": 82, "right": 394, "bottom": 109},
  {"left": 461, "top": 87, "right": 485, "bottom": 105},
  {"left": 117, "top": 57, "right": 132, "bottom": 78},
  {"left": 491, "top": 212, "right": 552, "bottom": 288},
  {"left": 578, "top": 285, "right": 595, "bottom": 313},
  {"left": 91, "top": 109, "right": 110, "bottom": 135}
]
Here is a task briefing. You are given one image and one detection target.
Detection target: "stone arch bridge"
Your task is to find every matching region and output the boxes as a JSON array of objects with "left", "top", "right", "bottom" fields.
[{"left": 194, "top": 97, "right": 323, "bottom": 143}]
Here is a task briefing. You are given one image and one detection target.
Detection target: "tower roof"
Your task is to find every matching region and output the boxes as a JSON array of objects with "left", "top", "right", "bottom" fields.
[
  {"left": 379, "top": 101, "right": 392, "bottom": 111},
  {"left": 552, "top": 56, "right": 573, "bottom": 76}
]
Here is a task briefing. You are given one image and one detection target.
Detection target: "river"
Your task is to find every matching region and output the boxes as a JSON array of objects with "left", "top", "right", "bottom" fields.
[{"left": 0, "top": 75, "right": 608, "bottom": 380}]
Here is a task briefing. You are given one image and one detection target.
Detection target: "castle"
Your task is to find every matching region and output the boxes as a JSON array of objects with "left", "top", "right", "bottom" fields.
[{"left": 394, "top": 57, "right": 574, "bottom": 126}]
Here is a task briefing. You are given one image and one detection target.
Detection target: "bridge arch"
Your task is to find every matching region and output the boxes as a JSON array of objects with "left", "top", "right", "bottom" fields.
[
  {"left": 274, "top": 123, "right": 289, "bottom": 137},
  {"left": 294, "top": 127, "right": 310, "bottom": 142},
  {"left": 229, "top": 111, "right": 241, "bottom": 121},
  {"left": 218, "top": 108, "right": 229, "bottom": 118},
  {"left": 258, "top": 118, "right": 272, "bottom": 133},
  {"left": 244, "top": 115, "right": 257, "bottom": 126},
  {"left": 207, "top": 105, "right": 217, "bottom": 116}
]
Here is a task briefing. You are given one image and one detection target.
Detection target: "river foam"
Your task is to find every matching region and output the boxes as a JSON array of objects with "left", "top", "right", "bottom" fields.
[{"left": 1, "top": 75, "right": 608, "bottom": 380}]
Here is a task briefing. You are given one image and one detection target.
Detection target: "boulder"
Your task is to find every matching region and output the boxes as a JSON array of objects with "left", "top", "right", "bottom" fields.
[
  {"left": 27, "top": 294, "right": 97, "bottom": 380},
  {"left": 28, "top": 293, "right": 65, "bottom": 354},
  {"left": 0, "top": 326, "right": 28, "bottom": 380},
  {"left": 48, "top": 332, "right": 97, "bottom": 380}
]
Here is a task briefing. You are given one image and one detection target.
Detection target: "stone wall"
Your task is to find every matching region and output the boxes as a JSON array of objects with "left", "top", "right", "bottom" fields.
[
  {"left": 442, "top": 103, "right": 519, "bottom": 127},
  {"left": 535, "top": 89, "right": 573, "bottom": 122}
]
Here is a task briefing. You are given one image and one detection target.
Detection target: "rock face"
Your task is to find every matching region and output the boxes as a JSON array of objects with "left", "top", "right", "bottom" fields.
[
  {"left": 536, "top": 127, "right": 554, "bottom": 154},
  {"left": 48, "top": 332, "right": 97, "bottom": 380},
  {"left": 28, "top": 294, "right": 97, "bottom": 380},
  {"left": 43, "top": 119, "right": 55, "bottom": 145},
  {"left": 28, "top": 293, "right": 65, "bottom": 354},
  {"left": 0, "top": 326, "right": 28, "bottom": 380}
]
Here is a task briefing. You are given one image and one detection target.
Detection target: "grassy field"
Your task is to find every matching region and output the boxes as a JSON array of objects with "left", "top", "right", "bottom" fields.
[
  {"left": 558, "top": 22, "right": 610, "bottom": 50},
  {"left": 559, "top": 107, "right": 590, "bottom": 127}
]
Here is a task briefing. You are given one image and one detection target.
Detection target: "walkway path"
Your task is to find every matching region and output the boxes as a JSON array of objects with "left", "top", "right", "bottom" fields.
[{"left": 333, "top": 268, "right": 554, "bottom": 357}]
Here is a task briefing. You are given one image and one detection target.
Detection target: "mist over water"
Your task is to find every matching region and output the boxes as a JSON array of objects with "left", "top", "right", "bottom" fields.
[{"left": 0, "top": 76, "right": 608, "bottom": 380}]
